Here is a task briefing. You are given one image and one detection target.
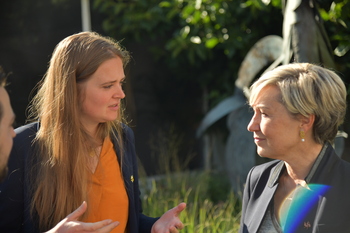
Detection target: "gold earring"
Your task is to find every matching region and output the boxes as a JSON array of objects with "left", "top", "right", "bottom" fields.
[{"left": 300, "top": 129, "right": 305, "bottom": 142}]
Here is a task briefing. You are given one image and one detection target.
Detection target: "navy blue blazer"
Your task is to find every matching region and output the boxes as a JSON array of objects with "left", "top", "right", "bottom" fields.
[
  {"left": 0, "top": 122, "right": 158, "bottom": 233},
  {"left": 239, "top": 143, "right": 350, "bottom": 233}
]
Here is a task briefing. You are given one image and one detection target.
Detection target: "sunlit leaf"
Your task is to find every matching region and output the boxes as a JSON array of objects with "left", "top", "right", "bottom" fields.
[{"left": 205, "top": 37, "right": 219, "bottom": 48}]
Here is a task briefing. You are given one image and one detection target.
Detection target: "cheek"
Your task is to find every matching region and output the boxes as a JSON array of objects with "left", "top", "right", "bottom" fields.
[
  {"left": 259, "top": 119, "right": 271, "bottom": 134},
  {"left": 259, "top": 120, "right": 282, "bottom": 143},
  {"left": 82, "top": 94, "right": 104, "bottom": 112}
]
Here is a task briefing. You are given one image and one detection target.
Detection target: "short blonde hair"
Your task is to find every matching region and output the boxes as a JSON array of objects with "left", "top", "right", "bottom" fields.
[{"left": 249, "top": 63, "right": 347, "bottom": 144}]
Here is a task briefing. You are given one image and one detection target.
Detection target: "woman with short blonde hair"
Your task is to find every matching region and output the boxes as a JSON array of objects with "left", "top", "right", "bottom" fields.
[
  {"left": 240, "top": 63, "right": 350, "bottom": 232},
  {"left": 248, "top": 63, "right": 346, "bottom": 144}
]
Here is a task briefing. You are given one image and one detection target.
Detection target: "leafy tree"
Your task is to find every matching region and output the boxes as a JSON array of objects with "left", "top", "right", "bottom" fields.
[
  {"left": 93, "top": 0, "right": 283, "bottom": 107},
  {"left": 318, "top": 0, "right": 350, "bottom": 79},
  {"left": 94, "top": 0, "right": 350, "bottom": 171}
]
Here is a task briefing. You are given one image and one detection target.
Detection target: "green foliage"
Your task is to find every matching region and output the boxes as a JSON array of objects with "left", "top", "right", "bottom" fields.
[
  {"left": 319, "top": 1, "right": 350, "bottom": 58},
  {"left": 316, "top": 0, "right": 350, "bottom": 93},
  {"left": 139, "top": 127, "right": 240, "bottom": 230},
  {"left": 93, "top": 0, "right": 350, "bottom": 109},
  {"left": 207, "top": 171, "right": 232, "bottom": 203},
  {"left": 93, "top": 0, "right": 283, "bottom": 107},
  {"left": 139, "top": 171, "right": 241, "bottom": 232}
]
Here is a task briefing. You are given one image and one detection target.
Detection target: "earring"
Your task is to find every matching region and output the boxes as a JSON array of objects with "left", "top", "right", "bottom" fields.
[{"left": 300, "top": 129, "right": 305, "bottom": 142}]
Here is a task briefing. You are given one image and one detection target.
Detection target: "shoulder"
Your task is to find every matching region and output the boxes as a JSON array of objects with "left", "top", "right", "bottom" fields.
[
  {"left": 110, "top": 124, "right": 136, "bottom": 154},
  {"left": 120, "top": 123, "right": 135, "bottom": 143},
  {"left": 13, "top": 122, "right": 39, "bottom": 150},
  {"left": 121, "top": 123, "right": 133, "bottom": 135},
  {"left": 14, "top": 122, "right": 38, "bottom": 139},
  {"left": 320, "top": 144, "right": 350, "bottom": 177}
]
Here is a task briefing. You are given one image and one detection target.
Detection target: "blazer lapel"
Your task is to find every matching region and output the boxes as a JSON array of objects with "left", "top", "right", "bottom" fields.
[
  {"left": 247, "top": 161, "right": 284, "bottom": 232},
  {"left": 249, "top": 185, "right": 277, "bottom": 232}
]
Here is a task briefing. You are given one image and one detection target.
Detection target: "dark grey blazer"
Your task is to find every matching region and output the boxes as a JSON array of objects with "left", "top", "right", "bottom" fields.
[
  {"left": 239, "top": 143, "right": 350, "bottom": 233},
  {"left": 0, "top": 122, "right": 158, "bottom": 233}
]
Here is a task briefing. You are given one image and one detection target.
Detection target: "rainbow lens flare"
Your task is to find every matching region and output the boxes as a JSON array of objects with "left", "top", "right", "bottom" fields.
[{"left": 279, "top": 184, "right": 330, "bottom": 233}]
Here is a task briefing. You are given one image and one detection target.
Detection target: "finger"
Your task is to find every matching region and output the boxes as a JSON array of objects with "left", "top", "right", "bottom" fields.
[
  {"left": 169, "top": 226, "right": 179, "bottom": 233},
  {"left": 174, "top": 203, "right": 186, "bottom": 216},
  {"left": 66, "top": 201, "right": 88, "bottom": 221},
  {"left": 96, "top": 221, "right": 119, "bottom": 233},
  {"left": 175, "top": 222, "right": 184, "bottom": 230},
  {"left": 77, "top": 220, "right": 118, "bottom": 232}
]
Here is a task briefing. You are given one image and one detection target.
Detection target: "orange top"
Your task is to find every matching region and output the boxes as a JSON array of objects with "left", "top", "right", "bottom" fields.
[{"left": 83, "top": 137, "right": 129, "bottom": 233}]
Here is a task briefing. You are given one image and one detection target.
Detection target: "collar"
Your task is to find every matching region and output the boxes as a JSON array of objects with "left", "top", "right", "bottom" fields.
[{"left": 267, "top": 143, "right": 329, "bottom": 188}]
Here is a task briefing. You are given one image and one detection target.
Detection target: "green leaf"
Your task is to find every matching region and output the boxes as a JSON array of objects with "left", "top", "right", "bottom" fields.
[
  {"left": 205, "top": 37, "right": 219, "bottom": 48},
  {"left": 159, "top": 1, "right": 171, "bottom": 7}
]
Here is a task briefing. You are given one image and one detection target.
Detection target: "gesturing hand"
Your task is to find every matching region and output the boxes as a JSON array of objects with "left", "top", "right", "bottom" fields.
[
  {"left": 45, "top": 201, "right": 119, "bottom": 233},
  {"left": 151, "top": 203, "right": 186, "bottom": 233}
]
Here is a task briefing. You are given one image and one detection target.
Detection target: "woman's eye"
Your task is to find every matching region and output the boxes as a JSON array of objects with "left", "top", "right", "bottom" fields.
[{"left": 103, "top": 85, "right": 113, "bottom": 89}]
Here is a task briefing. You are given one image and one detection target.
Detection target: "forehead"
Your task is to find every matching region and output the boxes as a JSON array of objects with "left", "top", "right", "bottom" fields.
[
  {"left": 90, "top": 57, "right": 124, "bottom": 82},
  {"left": 251, "top": 85, "right": 281, "bottom": 107}
]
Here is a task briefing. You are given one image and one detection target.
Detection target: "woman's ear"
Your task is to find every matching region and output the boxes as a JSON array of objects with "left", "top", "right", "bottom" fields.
[{"left": 299, "top": 114, "right": 315, "bottom": 132}]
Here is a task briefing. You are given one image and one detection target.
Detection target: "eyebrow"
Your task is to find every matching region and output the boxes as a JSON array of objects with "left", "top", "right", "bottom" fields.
[
  {"left": 101, "top": 80, "right": 116, "bottom": 85},
  {"left": 252, "top": 104, "right": 270, "bottom": 109},
  {"left": 100, "top": 77, "right": 126, "bottom": 86}
]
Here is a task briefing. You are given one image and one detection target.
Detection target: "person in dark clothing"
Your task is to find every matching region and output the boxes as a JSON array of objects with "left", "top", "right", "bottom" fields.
[{"left": 239, "top": 63, "right": 350, "bottom": 233}]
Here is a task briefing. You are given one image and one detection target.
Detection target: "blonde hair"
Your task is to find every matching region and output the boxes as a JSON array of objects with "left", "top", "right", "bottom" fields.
[
  {"left": 248, "top": 63, "right": 347, "bottom": 144},
  {"left": 28, "top": 31, "right": 130, "bottom": 231}
]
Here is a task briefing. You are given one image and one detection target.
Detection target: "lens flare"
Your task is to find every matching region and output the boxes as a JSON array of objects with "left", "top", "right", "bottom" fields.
[{"left": 279, "top": 184, "right": 330, "bottom": 233}]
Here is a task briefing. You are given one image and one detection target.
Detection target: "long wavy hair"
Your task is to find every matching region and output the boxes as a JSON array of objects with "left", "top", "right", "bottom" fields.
[{"left": 28, "top": 31, "right": 130, "bottom": 231}]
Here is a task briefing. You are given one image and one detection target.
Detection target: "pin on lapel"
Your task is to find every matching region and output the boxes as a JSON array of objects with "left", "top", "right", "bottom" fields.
[
  {"left": 131, "top": 175, "right": 134, "bottom": 182},
  {"left": 304, "top": 221, "right": 311, "bottom": 229}
]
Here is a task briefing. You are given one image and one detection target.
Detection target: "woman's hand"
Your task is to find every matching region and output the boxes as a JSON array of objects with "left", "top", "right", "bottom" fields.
[
  {"left": 151, "top": 203, "right": 186, "bottom": 233},
  {"left": 45, "top": 202, "right": 119, "bottom": 233}
]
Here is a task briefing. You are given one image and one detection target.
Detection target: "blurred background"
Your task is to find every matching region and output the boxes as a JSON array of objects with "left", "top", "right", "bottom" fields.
[{"left": 0, "top": 0, "right": 349, "bottom": 193}]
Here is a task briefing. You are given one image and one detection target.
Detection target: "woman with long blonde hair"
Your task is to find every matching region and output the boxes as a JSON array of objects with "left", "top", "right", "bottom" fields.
[{"left": 0, "top": 32, "right": 185, "bottom": 233}]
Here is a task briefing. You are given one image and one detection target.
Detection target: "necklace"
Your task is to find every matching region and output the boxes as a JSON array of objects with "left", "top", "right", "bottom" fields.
[
  {"left": 89, "top": 146, "right": 102, "bottom": 158},
  {"left": 89, "top": 150, "right": 96, "bottom": 158}
]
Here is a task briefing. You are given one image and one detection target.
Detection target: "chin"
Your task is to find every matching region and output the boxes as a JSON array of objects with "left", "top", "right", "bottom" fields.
[
  {"left": 257, "top": 148, "right": 269, "bottom": 158},
  {"left": 257, "top": 148, "right": 264, "bottom": 156},
  {"left": 107, "top": 117, "right": 118, "bottom": 122},
  {"left": 107, "top": 114, "right": 119, "bottom": 121}
]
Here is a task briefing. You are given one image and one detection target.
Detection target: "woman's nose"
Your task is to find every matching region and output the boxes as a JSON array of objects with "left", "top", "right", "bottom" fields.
[
  {"left": 113, "top": 85, "right": 125, "bottom": 99},
  {"left": 247, "top": 114, "right": 259, "bottom": 132}
]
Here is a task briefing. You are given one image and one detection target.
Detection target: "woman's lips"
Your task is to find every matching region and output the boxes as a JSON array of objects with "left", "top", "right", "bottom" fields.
[
  {"left": 254, "top": 137, "right": 265, "bottom": 143},
  {"left": 108, "top": 103, "right": 119, "bottom": 110}
]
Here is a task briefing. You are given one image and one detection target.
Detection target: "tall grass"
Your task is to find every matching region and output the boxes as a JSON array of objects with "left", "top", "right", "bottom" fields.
[
  {"left": 139, "top": 171, "right": 242, "bottom": 232},
  {"left": 139, "top": 127, "right": 242, "bottom": 232}
]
